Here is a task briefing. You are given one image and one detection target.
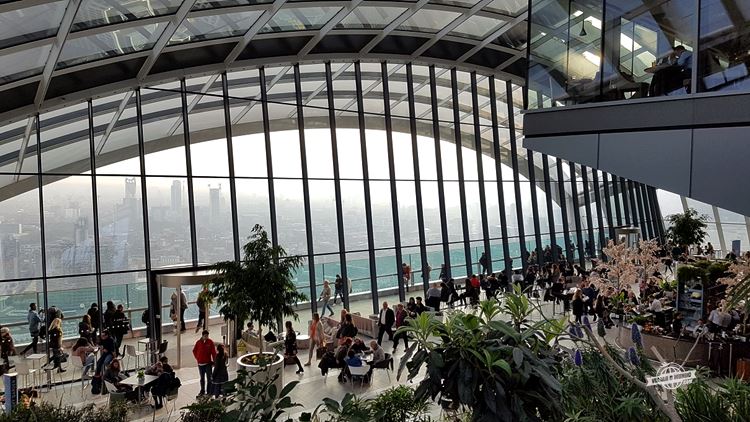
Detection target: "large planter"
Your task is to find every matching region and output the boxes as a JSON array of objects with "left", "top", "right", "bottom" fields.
[{"left": 237, "top": 352, "right": 284, "bottom": 393}]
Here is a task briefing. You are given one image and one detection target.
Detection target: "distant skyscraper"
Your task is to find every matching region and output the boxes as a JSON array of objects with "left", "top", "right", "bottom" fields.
[
  {"left": 171, "top": 180, "right": 182, "bottom": 211},
  {"left": 125, "top": 177, "right": 136, "bottom": 198},
  {"left": 209, "top": 184, "right": 221, "bottom": 222}
]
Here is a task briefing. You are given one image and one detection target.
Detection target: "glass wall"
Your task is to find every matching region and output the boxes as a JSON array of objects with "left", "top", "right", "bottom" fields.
[
  {"left": 0, "top": 60, "right": 655, "bottom": 341},
  {"left": 528, "top": 0, "right": 750, "bottom": 107}
]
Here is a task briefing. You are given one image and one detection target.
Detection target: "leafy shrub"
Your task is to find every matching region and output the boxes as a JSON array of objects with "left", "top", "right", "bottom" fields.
[
  {"left": 0, "top": 401, "right": 127, "bottom": 422},
  {"left": 675, "top": 377, "right": 750, "bottom": 422},
  {"left": 369, "top": 385, "right": 431, "bottom": 422}
]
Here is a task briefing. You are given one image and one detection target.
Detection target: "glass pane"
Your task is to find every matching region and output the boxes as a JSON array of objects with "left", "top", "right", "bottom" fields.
[
  {"left": 309, "top": 180, "right": 338, "bottom": 254},
  {"left": 450, "top": 15, "right": 506, "bottom": 40},
  {"left": 485, "top": 0, "right": 528, "bottom": 16},
  {"left": 0, "top": 44, "right": 52, "bottom": 85},
  {"left": 193, "top": 0, "right": 273, "bottom": 10},
  {"left": 194, "top": 178, "right": 234, "bottom": 263},
  {"left": 0, "top": 280, "right": 42, "bottom": 344},
  {"left": 261, "top": 7, "right": 341, "bottom": 32},
  {"left": 48, "top": 275, "right": 97, "bottom": 338},
  {"left": 236, "top": 178, "right": 272, "bottom": 241},
  {"left": 147, "top": 177, "right": 192, "bottom": 267},
  {"left": 233, "top": 134, "right": 267, "bottom": 177},
  {"left": 421, "top": 181, "right": 443, "bottom": 245},
  {"left": 40, "top": 104, "right": 91, "bottom": 174},
  {"left": 74, "top": 0, "right": 181, "bottom": 30},
  {"left": 0, "top": 186, "right": 42, "bottom": 280},
  {"left": 96, "top": 176, "right": 146, "bottom": 272},
  {"left": 94, "top": 91, "right": 141, "bottom": 175},
  {"left": 698, "top": 0, "right": 750, "bottom": 93},
  {"left": 399, "top": 9, "right": 462, "bottom": 33},
  {"left": 58, "top": 22, "right": 167, "bottom": 69},
  {"left": 170, "top": 11, "right": 264, "bottom": 44},
  {"left": 0, "top": 1, "right": 66, "bottom": 48},
  {"left": 274, "top": 179, "right": 306, "bottom": 255},
  {"left": 42, "top": 175, "right": 95, "bottom": 277},
  {"left": 337, "top": 6, "right": 407, "bottom": 29},
  {"left": 341, "top": 180, "right": 368, "bottom": 251}
]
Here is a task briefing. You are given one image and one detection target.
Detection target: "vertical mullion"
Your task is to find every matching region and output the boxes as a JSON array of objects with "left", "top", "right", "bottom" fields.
[
  {"left": 602, "top": 172, "right": 616, "bottom": 242},
  {"left": 620, "top": 177, "right": 631, "bottom": 225},
  {"left": 221, "top": 73, "right": 241, "bottom": 262},
  {"left": 611, "top": 174, "right": 623, "bottom": 226},
  {"left": 326, "top": 62, "right": 349, "bottom": 310},
  {"left": 471, "top": 72, "right": 491, "bottom": 273},
  {"left": 451, "top": 68, "right": 472, "bottom": 276},
  {"left": 407, "top": 64, "right": 429, "bottom": 292},
  {"left": 650, "top": 187, "right": 666, "bottom": 241},
  {"left": 430, "top": 65, "right": 451, "bottom": 282},
  {"left": 646, "top": 185, "right": 660, "bottom": 241},
  {"left": 259, "top": 68, "right": 278, "bottom": 247},
  {"left": 556, "top": 158, "right": 572, "bottom": 263},
  {"left": 591, "top": 169, "right": 606, "bottom": 258},
  {"left": 180, "top": 78, "right": 198, "bottom": 266},
  {"left": 526, "top": 150, "right": 543, "bottom": 266},
  {"left": 355, "top": 62, "right": 379, "bottom": 314},
  {"left": 381, "top": 62, "right": 405, "bottom": 302},
  {"left": 627, "top": 180, "right": 640, "bottom": 231},
  {"left": 34, "top": 115, "right": 49, "bottom": 357},
  {"left": 542, "top": 154, "right": 558, "bottom": 262},
  {"left": 581, "top": 166, "right": 596, "bottom": 260},
  {"left": 135, "top": 89, "right": 156, "bottom": 345},
  {"left": 570, "top": 163, "right": 585, "bottom": 266},
  {"left": 635, "top": 183, "right": 649, "bottom": 239},
  {"left": 506, "top": 80, "right": 527, "bottom": 271},
  {"left": 294, "top": 64, "right": 317, "bottom": 315},
  {"left": 87, "top": 99, "right": 104, "bottom": 343},
  {"left": 640, "top": 184, "right": 654, "bottom": 240},
  {"left": 489, "top": 76, "right": 512, "bottom": 276}
]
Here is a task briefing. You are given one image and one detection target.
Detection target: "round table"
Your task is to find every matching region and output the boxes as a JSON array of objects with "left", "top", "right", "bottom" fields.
[{"left": 296, "top": 334, "right": 310, "bottom": 349}]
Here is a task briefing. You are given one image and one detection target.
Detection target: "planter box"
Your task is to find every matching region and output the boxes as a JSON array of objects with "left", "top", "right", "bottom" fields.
[{"left": 237, "top": 352, "right": 284, "bottom": 393}]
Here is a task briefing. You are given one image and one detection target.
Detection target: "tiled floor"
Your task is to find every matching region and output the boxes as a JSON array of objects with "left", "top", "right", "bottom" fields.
[{"left": 31, "top": 292, "right": 601, "bottom": 421}]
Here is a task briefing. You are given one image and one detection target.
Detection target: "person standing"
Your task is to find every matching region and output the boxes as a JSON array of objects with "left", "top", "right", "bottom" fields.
[
  {"left": 112, "top": 304, "right": 129, "bottom": 357},
  {"left": 20, "top": 303, "right": 41, "bottom": 355},
  {"left": 192, "top": 330, "right": 216, "bottom": 397},
  {"left": 333, "top": 275, "right": 343, "bottom": 305},
  {"left": 305, "top": 313, "right": 325, "bottom": 367},
  {"left": 87, "top": 303, "right": 101, "bottom": 344},
  {"left": 103, "top": 301, "right": 116, "bottom": 334},
  {"left": 377, "top": 302, "right": 395, "bottom": 345},
  {"left": 479, "top": 252, "right": 489, "bottom": 274},
  {"left": 0, "top": 327, "right": 16, "bottom": 370},
  {"left": 195, "top": 286, "right": 210, "bottom": 333},
  {"left": 402, "top": 263, "right": 412, "bottom": 288},
  {"left": 78, "top": 315, "right": 94, "bottom": 344},
  {"left": 319, "top": 280, "right": 334, "bottom": 317},
  {"left": 180, "top": 290, "right": 188, "bottom": 332},
  {"left": 211, "top": 344, "right": 229, "bottom": 397},
  {"left": 438, "top": 264, "right": 448, "bottom": 282},
  {"left": 572, "top": 290, "right": 584, "bottom": 324},
  {"left": 392, "top": 304, "right": 409, "bottom": 353}
]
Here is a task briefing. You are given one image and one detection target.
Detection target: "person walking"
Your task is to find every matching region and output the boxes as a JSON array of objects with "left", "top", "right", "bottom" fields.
[
  {"left": 319, "top": 280, "right": 334, "bottom": 317},
  {"left": 87, "top": 303, "right": 101, "bottom": 344},
  {"left": 112, "top": 304, "right": 129, "bottom": 357},
  {"left": 402, "top": 263, "right": 412, "bottom": 288},
  {"left": 392, "top": 304, "right": 409, "bottom": 353},
  {"left": 47, "top": 318, "right": 65, "bottom": 373},
  {"left": 479, "top": 252, "right": 489, "bottom": 274},
  {"left": 195, "top": 286, "right": 211, "bottom": 333},
  {"left": 20, "top": 303, "right": 41, "bottom": 355},
  {"left": 377, "top": 302, "right": 395, "bottom": 345},
  {"left": 284, "top": 321, "right": 304, "bottom": 374},
  {"left": 211, "top": 344, "right": 229, "bottom": 397},
  {"left": 572, "top": 290, "right": 585, "bottom": 324},
  {"left": 305, "top": 312, "right": 325, "bottom": 367},
  {"left": 180, "top": 290, "right": 188, "bottom": 332},
  {"left": 192, "top": 330, "right": 216, "bottom": 397}
]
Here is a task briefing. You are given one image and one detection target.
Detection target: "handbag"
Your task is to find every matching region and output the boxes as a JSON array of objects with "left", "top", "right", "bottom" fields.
[{"left": 59, "top": 352, "right": 69, "bottom": 363}]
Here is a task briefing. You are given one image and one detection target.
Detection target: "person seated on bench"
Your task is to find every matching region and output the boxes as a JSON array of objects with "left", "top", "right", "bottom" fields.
[{"left": 335, "top": 314, "right": 358, "bottom": 340}]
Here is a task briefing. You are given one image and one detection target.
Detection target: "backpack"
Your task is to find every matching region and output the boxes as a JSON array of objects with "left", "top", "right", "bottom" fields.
[{"left": 141, "top": 309, "right": 149, "bottom": 325}]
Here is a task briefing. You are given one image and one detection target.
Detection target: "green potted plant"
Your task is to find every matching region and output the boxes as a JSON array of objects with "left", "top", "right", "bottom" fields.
[
  {"left": 210, "top": 224, "right": 306, "bottom": 391},
  {"left": 665, "top": 209, "right": 708, "bottom": 254}
]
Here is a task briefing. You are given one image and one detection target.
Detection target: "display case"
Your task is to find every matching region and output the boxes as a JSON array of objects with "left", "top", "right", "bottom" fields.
[{"left": 677, "top": 279, "right": 704, "bottom": 328}]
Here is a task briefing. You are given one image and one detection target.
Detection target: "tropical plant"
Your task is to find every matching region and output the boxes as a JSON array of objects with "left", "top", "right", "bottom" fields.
[
  {"left": 0, "top": 400, "right": 128, "bottom": 422},
  {"left": 210, "top": 224, "right": 306, "bottom": 350},
  {"left": 181, "top": 396, "right": 225, "bottom": 422},
  {"left": 396, "top": 287, "right": 567, "bottom": 422},
  {"left": 675, "top": 377, "right": 750, "bottom": 422},
  {"left": 302, "top": 394, "right": 375, "bottom": 422},
  {"left": 223, "top": 367, "right": 301, "bottom": 422},
  {"left": 676, "top": 265, "right": 706, "bottom": 284},
  {"left": 666, "top": 209, "right": 708, "bottom": 249},
  {"left": 369, "top": 385, "right": 432, "bottom": 422}
]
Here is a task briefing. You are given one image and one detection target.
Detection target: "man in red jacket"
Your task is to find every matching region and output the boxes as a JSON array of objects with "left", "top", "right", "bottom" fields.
[{"left": 193, "top": 330, "right": 217, "bottom": 397}]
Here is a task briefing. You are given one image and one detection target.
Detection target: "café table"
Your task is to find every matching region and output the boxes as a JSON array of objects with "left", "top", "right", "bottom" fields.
[{"left": 120, "top": 374, "right": 159, "bottom": 405}]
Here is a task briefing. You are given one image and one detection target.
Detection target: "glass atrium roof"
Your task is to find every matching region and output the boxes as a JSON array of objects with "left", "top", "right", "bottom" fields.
[{"left": 0, "top": 0, "right": 528, "bottom": 123}]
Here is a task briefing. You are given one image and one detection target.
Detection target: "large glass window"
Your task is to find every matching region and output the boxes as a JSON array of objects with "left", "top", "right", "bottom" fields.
[{"left": 698, "top": 0, "right": 750, "bottom": 93}]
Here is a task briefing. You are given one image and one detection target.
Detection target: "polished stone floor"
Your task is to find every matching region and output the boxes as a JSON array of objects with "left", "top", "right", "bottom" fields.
[{"left": 29, "top": 291, "right": 605, "bottom": 421}]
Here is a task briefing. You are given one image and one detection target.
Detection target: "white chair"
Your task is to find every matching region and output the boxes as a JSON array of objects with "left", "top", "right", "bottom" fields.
[
  {"left": 104, "top": 380, "right": 127, "bottom": 405},
  {"left": 124, "top": 344, "right": 146, "bottom": 371},
  {"left": 13, "top": 359, "right": 37, "bottom": 390},
  {"left": 348, "top": 365, "right": 369, "bottom": 388},
  {"left": 69, "top": 357, "right": 94, "bottom": 395}
]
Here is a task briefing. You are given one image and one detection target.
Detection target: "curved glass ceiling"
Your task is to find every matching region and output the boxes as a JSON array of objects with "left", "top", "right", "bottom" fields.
[{"left": 0, "top": 0, "right": 527, "bottom": 118}]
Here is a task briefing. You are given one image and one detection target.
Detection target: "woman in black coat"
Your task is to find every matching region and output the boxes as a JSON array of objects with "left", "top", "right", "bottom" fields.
[{"left": 572, "top": 290, "right": 585, "bottom": 324}]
